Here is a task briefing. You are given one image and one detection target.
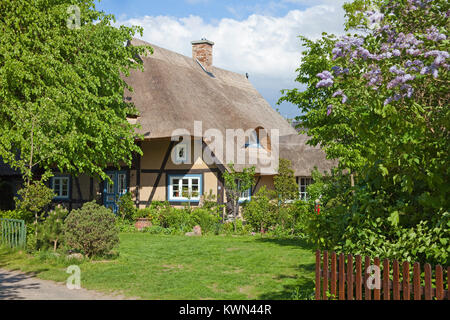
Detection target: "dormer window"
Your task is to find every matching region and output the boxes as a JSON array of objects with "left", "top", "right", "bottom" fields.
[
  {"left": 245, "top": 130, "right": 262, "bottom": 148},
  {"left": 174, "top": 143, "right": 188, "bottom": 163}
]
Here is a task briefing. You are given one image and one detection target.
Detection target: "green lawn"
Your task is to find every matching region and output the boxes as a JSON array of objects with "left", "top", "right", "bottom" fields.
[{"left": 0, "top": 234, "right": 315, "bottom": 299}]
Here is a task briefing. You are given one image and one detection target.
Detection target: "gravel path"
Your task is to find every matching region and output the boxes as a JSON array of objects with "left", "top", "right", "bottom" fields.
[{"left": 0, "top": 268, "right": 131, "bottom": 300}]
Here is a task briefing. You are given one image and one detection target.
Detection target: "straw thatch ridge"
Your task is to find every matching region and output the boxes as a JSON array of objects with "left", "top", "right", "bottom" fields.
[{"left": 125, "top": 38, "right": 298, "bottom": 139}]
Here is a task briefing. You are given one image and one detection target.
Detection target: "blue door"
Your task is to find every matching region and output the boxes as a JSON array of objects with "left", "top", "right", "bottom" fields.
[{"left": 103, "top": 171, "right": 128, "bottom": 213}]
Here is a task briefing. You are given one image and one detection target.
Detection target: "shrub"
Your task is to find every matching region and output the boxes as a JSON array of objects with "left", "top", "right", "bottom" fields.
[
  {"left": 134, "top": 201, "right": 170, "bottom": 225},
  {"left": 159, "top": 206, "right": 193, "bottom": 231},
  {"left": 0, "top": 209, "right": 34, "bottom": 222},
  {"left": 117, "top": 192, "right": 136, "bottom": 221},
  {"left": 64, "top": 201, "right": 119, "bottom": 257},
  {"left": 115, "top": 218, "right": 137, "bottom": 233},
  {"left": 37, "top": 206, "right": 68, "bottom": 251},
  {"left": 15, "top": 181, "right": 54, "bottom": 219},
  {"left": 191, "top": 208, "right": 221, "bottom": 234},
  {"left": 242, "top": 186, "right": 277, "bottom": 233}
]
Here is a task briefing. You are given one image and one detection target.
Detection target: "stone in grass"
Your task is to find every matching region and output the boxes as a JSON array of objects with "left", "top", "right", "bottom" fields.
[
  {"left": 66, "top": 253, "right": 84, "bottom": 260},
  {"left": 185, "top": 225, "right": 202, "bottom": 237}
]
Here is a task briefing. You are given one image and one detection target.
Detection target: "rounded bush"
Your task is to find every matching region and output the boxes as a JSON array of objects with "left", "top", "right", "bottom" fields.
[{"left": 64, "top": 201, "right": 119, "bottom": 257}]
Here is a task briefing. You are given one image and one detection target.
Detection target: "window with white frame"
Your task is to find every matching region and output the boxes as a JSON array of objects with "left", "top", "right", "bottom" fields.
[
  {"left": 52, "top": 176, "right": 70, "bottom": 199},
  {"left": 299, "top": 177, "right": 313, "bottom": 200},
  {"left": 168, "top": 174, "right": 202, "bottom": 201},
  {"left": 173, "top": 143, "right": 188, "bottom": 163},
  {"left": 117, "top": 172, "right": 127, "bottom": 195},
  {"left": 106, "top": 173, "right": 115, "bottom": 194}
]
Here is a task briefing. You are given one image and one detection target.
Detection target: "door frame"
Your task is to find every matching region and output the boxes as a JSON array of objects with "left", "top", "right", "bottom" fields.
[{"left": 103, "top": 170, "right": 129, "bottom": 213}]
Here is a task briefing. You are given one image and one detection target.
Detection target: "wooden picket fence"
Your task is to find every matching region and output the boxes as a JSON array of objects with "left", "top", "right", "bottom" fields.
[
  {"left": 0, "top": 218, "right": 26, "bottom": 249},
  {"left": 315, "top": 250, "right": 449, "bottom": 300}
]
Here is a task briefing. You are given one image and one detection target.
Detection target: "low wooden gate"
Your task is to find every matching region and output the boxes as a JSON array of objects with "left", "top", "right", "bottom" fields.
[
  {"left": 0, "top": 218, "right": 26, "bottom": 249},
  {"left": 315, "top": 250, "right": 449, "bottom": 300}
]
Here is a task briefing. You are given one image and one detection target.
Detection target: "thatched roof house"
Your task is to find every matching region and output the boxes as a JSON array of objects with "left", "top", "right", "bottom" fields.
[
  {"left": 1, "top": 38, "right": 336, "bottom": 211},
  {"left": 126, "top": 38, "right": 334, "bottom": 171}
]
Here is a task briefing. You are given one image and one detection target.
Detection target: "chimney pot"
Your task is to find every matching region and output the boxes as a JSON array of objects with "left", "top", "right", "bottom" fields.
[{"left": 191, "top": 39, "right": 214, "bottom": 68}]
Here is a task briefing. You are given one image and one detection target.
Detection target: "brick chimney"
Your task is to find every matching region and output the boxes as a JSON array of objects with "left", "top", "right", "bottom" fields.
[{"left": 191, "top": 39, "right": 214, "bottom": 68}]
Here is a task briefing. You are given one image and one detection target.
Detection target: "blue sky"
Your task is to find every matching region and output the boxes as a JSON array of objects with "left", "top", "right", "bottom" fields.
[
  {"left": 95, "top": 0, "right": 347, "bottom": 119},
  {"left": 96, "top": 0, "right": 312, "bottom": 21}
]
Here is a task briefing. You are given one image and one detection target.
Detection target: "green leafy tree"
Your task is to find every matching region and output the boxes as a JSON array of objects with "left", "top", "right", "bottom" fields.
[
  {"left": 223, "top": 164, "right": 255, "bottom": 231},
  {"left": 15, "top": 181, "right": 55, "bottom": 234},
  {"left": 0, "top": 0, "right": 152, "bottom": 186},
  {"left": 274, "top": 158, "right": 299, "bottom": 203}
]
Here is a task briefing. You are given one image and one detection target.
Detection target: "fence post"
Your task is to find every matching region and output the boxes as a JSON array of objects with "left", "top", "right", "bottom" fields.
[
  {"left": 424, "top": 263, "right": 432, "bottom": 300},
  {"left": 373, "top": 257, "right": 381, "bottom": 300},
  {"left": 315, "top": 250, "right": 321, "bottom": 300},
  {"left": 435, "top": 265, "right": 444, "bottom": 300},
  {"left": 413, "top": 262, "right": 421, "bottom": 300},
  {"left": 355, "top": 255, "right": 362, "bottom": 300},
  {"left": 402, "top": 261, "right": 410, "bottom": 300},
  {"left": 383, "top": 259, "right": 390, "bottom": 300},
  {"left": 392, "top": 260, "right": 400, "bottom": 300},
  {"left": 364, "top": 256, "right": 371, "bottom": 300},
  {"left": 338, "top": 253, "right": 345, "bottom": 300},
  {"left": 347, "top": 254, "right": 353, "bottom": 300},
  {"left": 330, "top": 252, "right": 337, "bottom": 299},
  {"left": 323, "top": 251, "right": 328, "bottom": 300}
]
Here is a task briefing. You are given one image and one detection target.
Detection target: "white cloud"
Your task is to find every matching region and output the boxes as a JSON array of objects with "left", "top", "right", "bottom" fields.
[{"left": 117, "top": 1, "right": 347, "bottom": 118}]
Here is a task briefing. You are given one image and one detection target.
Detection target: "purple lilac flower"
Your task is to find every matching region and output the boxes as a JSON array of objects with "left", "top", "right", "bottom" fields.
[
  {"left": 406, "top": 49, "right": 421, "bottom": 56},
  {"left": 332, "top": 90, "right": 348, "bottom": 104},
  {"left": 317, "top": 71, "right": 334, "bottom": 80},
  {"left": 316, "top": 71, "right": 334, "bottom": 88},
  {"left": 424, "top": 50, "right": 450, "bottom": 67},
  {"left": 332, "top": 90, "right": 343, "bottom": 97},
  {"left": 363, "top": 65, "right": 382, "bottom": 89},
  {"left": 392, "top": 49, "right": 401, "bottom": 57},
  {"left": 316, "top": 79, "right": 333, "bottom": 88},
  {"left": 358, "top": 48, "right": 371, "bottom": 60},
  {"left": 331, "top": 66, "right": 349, "bottom": 76},
  {"left": 387, "top": 74, "right": 415, "bottom": 89},
  {"left": 389, "top": 66, "right": 406, "bottom": 75},
  {"left": 426, "top": 26, "right": 447, "bottom": 41},
  {"left": 333, "top": 36, "right": 365, "bottom": 60},
  {"left": 327, "top": 105, "right": 333, "bottom": 116},
  {"left": 332, "top": 48, "right": 342, "bottom": 59}
]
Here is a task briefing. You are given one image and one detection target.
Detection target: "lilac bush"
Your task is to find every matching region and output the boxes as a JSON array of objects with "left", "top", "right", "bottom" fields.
[{"left": 281, "top": 0, "right": 449, "bottom": 264}]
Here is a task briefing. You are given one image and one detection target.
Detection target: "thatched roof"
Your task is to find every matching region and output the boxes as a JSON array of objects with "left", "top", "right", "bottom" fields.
[
  {"left": 125, "top": 38, "right": 336, "bottom": 176},
  {"left": 279, "top": 134, "right": 337, "bottom": 176},
  {"left": 125, "top": 38, "right": 298, "bottom": 138}
]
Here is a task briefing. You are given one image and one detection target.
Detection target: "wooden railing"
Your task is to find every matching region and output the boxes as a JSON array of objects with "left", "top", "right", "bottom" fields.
[
  {"left": 315, "top": 250, "right": 449, "bottom": 300},
  {"left": 0, "top": 218, "right": 26, "bottom": 249}
]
